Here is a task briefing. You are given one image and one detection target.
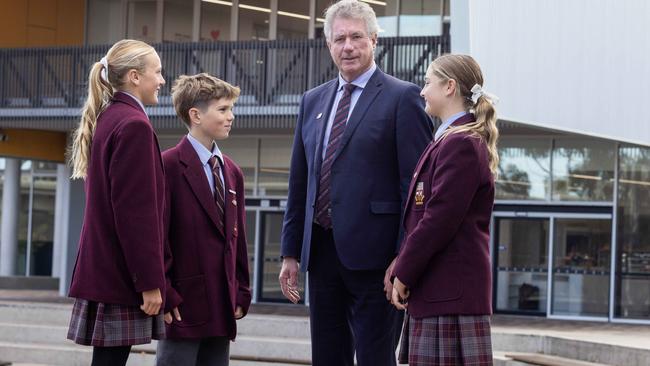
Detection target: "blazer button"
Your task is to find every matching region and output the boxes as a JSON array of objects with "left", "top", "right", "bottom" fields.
[{"left": 132, "top": 274, "right": 138, "bottom": 283}]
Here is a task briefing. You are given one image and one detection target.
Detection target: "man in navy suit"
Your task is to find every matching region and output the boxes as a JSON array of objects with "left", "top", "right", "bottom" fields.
[{"left": 278, "top": 1, "right": 431, "bottom": 365}]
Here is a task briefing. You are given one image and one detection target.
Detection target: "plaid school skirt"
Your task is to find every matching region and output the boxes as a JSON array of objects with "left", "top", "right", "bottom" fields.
[
  {"left": 67, "top": 298, "right": 165, "bottom": 347},
  {"left": 399, "top": 314, "right": 493, "bottom": 366}
]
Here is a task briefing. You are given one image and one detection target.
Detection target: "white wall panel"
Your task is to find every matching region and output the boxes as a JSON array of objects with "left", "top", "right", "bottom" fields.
[{"left": 465, "top": 0, "right": 650, "bottom": 146}]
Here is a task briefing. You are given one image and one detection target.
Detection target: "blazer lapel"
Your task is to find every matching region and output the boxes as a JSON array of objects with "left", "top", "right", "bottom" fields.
[
  {"left": 403, "top": 113, "right": 477, "bottom": 215},
  {"left": 179, "top": 137, "right": 225, "bottom": 237},
  {"left": 331, "top": 69, "right": 382, "bottom": 163},
  {"left": 313, "top": 80, "right": 339, "bottom": 176},
  {"left": 221, "top": 158, "right": 238, "bottom": 242}
]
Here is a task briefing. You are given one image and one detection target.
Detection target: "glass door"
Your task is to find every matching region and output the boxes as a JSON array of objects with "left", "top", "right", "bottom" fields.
[
  {"left": 550, "top": 218, "right": 611, "bottom": 319},
  {"left": 493, "top": 213, "right": 612, "bottom": 320},
  {"left": 258, "top": 210, "right": 305, "bottom": 303},
  {"left": 494, "top": 217, "right": 550, "bottom": 315}
]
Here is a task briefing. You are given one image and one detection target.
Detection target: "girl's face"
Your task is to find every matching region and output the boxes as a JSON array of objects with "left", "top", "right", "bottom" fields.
[
  {"left": 135, "top": 52, "right": 165, "bottom": 105},
  {"left": 420, "top": 69, "right": 453, "bottom": 118}
]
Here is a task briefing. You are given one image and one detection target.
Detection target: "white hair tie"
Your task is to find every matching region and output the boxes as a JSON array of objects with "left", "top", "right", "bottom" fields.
[
  {"left": 99, "top": 57, "right": 109, "bottom": 82},
  {"left": 470, "top": 84, "right": 499, "bottom": 105}
]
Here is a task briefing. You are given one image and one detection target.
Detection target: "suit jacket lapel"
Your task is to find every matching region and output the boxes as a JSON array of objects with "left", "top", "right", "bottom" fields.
[
  {"left": 313, "top": 80, "right": 339, "bottom": 176},
  {"left": 331, "top": 69, "right": 382, "bottom": 163},
  {"left": 179, "top": 137, "right": 225, "bottom": 238}
]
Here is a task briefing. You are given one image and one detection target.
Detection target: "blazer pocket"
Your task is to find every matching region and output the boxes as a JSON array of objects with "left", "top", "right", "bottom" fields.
[
  {"left": 423, "top": 256, "right": 463, "bottom": 303},
  {"left": 173, "top": 274, "right": 210, "bottom": 327},
  {"left": 370, "top": 201, "right": 401, "bottom": 215}
]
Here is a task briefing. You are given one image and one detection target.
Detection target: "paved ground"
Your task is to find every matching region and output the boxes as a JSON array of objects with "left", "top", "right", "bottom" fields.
[{"left": 1, "top": 289, "right": 648, "bottom": 351}]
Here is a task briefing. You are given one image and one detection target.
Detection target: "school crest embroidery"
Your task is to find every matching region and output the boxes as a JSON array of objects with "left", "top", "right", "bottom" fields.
[{"left": 415, "top": 182, "right": 425, "bottom": 206}]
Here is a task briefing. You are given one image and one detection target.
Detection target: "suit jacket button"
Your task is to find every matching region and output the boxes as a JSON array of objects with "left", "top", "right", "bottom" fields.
[{"left": 132, "top": 274, "right": 138, "bottom": 283}]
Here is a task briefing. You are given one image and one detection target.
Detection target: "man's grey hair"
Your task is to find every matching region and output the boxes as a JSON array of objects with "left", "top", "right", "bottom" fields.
[{"left": 323, "top": 0, "right": 379, "bottom": 41}]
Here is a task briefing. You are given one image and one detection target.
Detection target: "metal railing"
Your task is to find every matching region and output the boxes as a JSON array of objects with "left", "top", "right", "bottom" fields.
[{"left": 0, "top": 36, "right": 450, "bottom": 119}]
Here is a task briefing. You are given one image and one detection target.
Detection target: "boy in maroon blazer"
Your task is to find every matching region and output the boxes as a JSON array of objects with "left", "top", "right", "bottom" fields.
[{"left": 156, "top": 73, "right": 251, "bottom": 366}]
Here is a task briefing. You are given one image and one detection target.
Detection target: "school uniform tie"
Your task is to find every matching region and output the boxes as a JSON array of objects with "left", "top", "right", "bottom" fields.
[
  {"left": 208, "top": 155, "right": 225, "bottom": 231},
  {"left": 315, "top": 83, "right": 356, "bottom": 229}
]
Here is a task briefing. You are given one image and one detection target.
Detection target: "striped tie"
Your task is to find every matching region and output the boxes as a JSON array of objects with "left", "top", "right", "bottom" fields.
[
  {"left": 208, "top": 155, "right": 225, "bottom": 231},
  {"left": 315, "top": 83, "right": 356, "bottom": 229}
]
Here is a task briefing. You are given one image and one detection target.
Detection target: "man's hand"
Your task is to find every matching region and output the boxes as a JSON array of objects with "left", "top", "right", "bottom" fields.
[
  {"left": 163, "top": 307, "right": 182, "bottom": 324},
  {"left": 234, "top": 306, "right": 244, "bottom": 320},
  {"left": 383, "top": 258, "right": 397, "bottom": 301},
  {"left": 141, "top": 288, "right": 163, "bottom": 315},
  {"left": 279, "top": 257, "right": 301, "bottom": 304},
  {"left": 391, "top": 277, "right": 409, "bottom": 311}
]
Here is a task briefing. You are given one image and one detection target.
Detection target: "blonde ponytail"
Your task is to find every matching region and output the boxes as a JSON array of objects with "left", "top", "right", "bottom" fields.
[
  {"left": 68, "top": 39, "right": 156, "bottom": 179},
  {"left": 70, "top": 62, "right": 113, "bottom": 179},
  {"left": 430, "top": 54, "right": 500, "bottom": 178}
]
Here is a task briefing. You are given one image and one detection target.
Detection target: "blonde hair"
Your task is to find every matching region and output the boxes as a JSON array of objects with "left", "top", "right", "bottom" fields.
[
  {"left": 428, "top": 54, "right": 500, "bottom": 177},
  {"left": 323, "top": 0, "right": 379, "bottom": 41},
  {"left": 171, "top": 73, "right": 240, "bottom": 128},
  {"left": 69, "top": 39, "right": 157, "bottom": 179}
]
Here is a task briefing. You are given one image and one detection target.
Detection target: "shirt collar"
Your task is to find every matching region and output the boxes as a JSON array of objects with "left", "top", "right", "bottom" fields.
[
  {"left": 187, "top": 133, "right": 223, "bottom": 166},
  {"left": 435, "top": 111, "right": 468, "bottom": 140},
  {"left": 337, "top": 62, "right": 377, "bottom": 92},
  {"left": 119, "top": 91, "right": 147, "bottom": 115}
]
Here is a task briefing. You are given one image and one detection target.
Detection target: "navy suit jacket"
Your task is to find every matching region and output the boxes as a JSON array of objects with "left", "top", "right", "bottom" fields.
[
  {"left": 393, "top": 114, "right": 495, "bottom": 318},
  {"left": 281, "top": 68, "right": 432, "bottom": 271}
]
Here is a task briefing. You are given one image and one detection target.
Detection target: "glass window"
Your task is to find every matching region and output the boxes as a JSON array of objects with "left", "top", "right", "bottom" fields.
[
  {"left": 163, "top": 0, "right": 193, "bottom": 42},
  {"left": 201, "top": 0, "right": 232, "bottom": 41},
  {"left": 126, "top": 0, "right": 158, "bottom": 43},
  {"left": 398, "top": 0, "right": 449, "bottom": 37},
  {"left": 615, "top": 145, "right": 650, "bottom": 320},
  {"left": 259, "top": 137, "right": 292, "bottom": 197},
  {"left": 29, "top": 176, "right": 56, "bottom": 276},
  {"left": 552, "top": 139, "right": 615, "bottom": 202},
  {"left": 86, "top": 0, "right": 126, "bottom": 45},
  {"left": 278, "top": 0, "right": 309, "bottom": 39},
  {"left": 245, "top": 210, "right": 256, "bottom": 288},
  {"left": 551, "top": 219, "right": 611, "bottom": 317},
  {"left": 496, "top": 138, "right": 551, "bottom": 201},
  {"left": 495, "top": 218, "right": 549, "bottom": 314},
  {"left": 218, "top": 137, "right": 258, "bottom": 196},
  {"left": 371, "top": 0, "right": 398, "bottom": 37},
  {"left": 16, "top": 161, "right": 31, "bottom": 276},
  {"left": 314, "top": 0, "right": 333, "bottom": 38},
  {"left": 238, "top": 0, "right": 270, "bottom": 41},
  {"left": 0, "top": 158, "right": 4, "bottom": 235},
  {"left": 314, "top": 0, "right": 398, "bottom": 38},
  {"left": 260, "top": 211, "right": 304, "bottom": 302}
]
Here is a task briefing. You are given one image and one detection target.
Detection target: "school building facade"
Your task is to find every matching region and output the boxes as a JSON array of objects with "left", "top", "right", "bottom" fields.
[{"left": 0, "top": 0, "right": 649, "bottom": 325}]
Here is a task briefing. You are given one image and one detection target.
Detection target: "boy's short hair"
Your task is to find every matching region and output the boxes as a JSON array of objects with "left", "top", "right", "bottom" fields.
[{"left": 171, "top": 73, "right": 240, "bottom": 127}]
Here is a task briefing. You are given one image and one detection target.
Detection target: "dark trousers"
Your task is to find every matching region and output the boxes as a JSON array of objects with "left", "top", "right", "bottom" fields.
[
  {"left": 308, "top": 224, "right": 402, "bottom": 366},
  {"left": 91, "top": 346, "right": 131, "bottom": 366},
  {"left": 156, "top": 336, "right": 230, "bottom": 366}
]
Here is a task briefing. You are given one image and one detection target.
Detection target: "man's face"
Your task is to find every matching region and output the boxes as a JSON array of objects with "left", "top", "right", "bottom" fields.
[{"left": 327, "top": 17, "right": 377, "bottom": 82}]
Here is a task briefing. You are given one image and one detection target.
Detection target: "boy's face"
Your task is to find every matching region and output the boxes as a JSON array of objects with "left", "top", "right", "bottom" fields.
[{"left": 193, "top": 98, "right": 235, "bottom": 141}]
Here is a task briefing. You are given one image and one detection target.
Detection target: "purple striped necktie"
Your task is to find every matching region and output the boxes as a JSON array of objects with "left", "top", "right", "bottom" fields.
[
  {"left": 208, "top": 155, "right": 225, "bottom": 231},
  {"left": 315, "top": 83, "right": 356, "bottom": 229}
]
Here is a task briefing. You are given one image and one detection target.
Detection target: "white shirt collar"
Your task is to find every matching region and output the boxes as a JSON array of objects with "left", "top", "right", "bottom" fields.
[
  {"left": 337, "top": 62, "right": 377, "bottom": 92},
  {"left": 187, "top": 133, "right": 223, "bottom": 166}
]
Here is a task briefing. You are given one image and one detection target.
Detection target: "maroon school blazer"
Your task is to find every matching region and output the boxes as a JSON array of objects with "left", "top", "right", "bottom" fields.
[
  {"left": 69, "top": 92, "right": 166, "bottom": 306},
  {"left": 393, "top": 114, "right": 495, "bottom": 318},
  {"left": 162, "top": 136, "right": 251, "bottom": 340}
]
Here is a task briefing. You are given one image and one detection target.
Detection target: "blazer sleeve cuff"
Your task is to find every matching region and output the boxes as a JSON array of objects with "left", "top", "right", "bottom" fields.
[
  {"left": 236, "top": 289, "right": 252, "bottom": 316},
  {"left": 164, "top": 286, "right": 183, "bottom": 313}
]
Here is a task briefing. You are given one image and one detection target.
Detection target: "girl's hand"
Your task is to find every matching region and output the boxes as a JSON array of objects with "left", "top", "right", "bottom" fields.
[{"left": 391, "top": 277, "right": 410, "bottom": 311}]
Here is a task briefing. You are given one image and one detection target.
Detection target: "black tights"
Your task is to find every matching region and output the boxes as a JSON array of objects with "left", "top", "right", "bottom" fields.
[{"left": 91, "top": 346, "right": 132, "bottom": 366}]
